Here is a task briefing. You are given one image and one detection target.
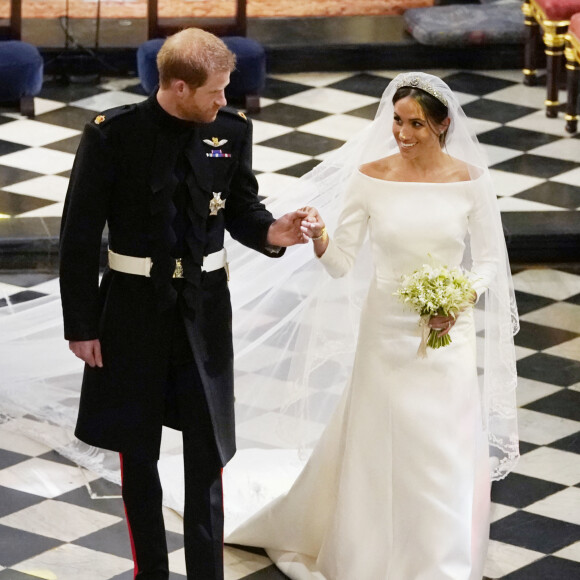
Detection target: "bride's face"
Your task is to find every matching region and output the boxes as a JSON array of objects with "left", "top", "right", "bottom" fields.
[{"left": 392, "top": 96, "right": 446, "bottom": 159}]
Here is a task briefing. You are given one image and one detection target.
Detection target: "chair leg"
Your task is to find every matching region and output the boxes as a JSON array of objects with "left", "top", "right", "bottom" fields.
[
  {"left": 244, "top": 94, "right": 261, "bottom": 114},
  {"left": 20, "top": 96, "right": 35, "bottom": 118},
  {"left": 565, "top": 43, "right": 579, "bottom": 134},
  {"left": 523, "top": 14, "right": 541, "bottom": 86},
  {"left": 544, "top": 34, "right": 564, "bottom": 118}
]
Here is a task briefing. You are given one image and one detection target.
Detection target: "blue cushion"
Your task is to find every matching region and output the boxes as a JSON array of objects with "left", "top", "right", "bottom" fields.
[
  {"left": 223, "top": 37, "right": 266, "bottom": 97},
  {"left": 136, "top": 38, "right": 164, "bottom": 95},
  {"left": 137, "top": 36, "right": 266, "bottom": 98},
  {"left": 404, "top": 4, "right": 525, "bottom": 46},
  {"left": 0, "top": 41, "right": 44, "bottom": 101}
]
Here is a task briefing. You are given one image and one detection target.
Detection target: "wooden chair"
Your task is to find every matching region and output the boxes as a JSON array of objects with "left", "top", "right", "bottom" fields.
[
  {"left": 565, "top": 13, "right": 580, "bottom": 132},
  {"left": 0, "top": 0, "right": 21, "bottom": 40},
  {"left": 147, "top": 0, "right": 247, "bottom": 40},
  {"left": 522, "top": 0, "right": 580, "bottom": 117}
]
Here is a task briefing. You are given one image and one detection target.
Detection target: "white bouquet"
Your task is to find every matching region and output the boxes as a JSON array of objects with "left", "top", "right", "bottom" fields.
[{"left": 394, "top": 264, "right": 476, "bottom": 357}]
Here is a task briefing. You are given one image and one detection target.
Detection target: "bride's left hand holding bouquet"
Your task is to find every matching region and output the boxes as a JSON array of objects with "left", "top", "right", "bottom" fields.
[{"left": 394, "top": 264, "right": 476, "bottom": 358}]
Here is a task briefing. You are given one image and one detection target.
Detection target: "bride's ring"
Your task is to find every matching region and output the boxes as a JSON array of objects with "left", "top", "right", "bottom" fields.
[{"left": 447, "top": 321, "right": 452, "bottom": 329}]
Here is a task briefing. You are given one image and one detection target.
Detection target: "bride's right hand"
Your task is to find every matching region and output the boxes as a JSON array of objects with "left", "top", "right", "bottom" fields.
[{"left": 298, "top": 206, "right": 325, "bottom": 240}]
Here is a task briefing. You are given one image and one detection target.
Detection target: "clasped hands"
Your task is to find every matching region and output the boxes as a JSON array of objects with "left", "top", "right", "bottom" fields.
[
  {"left": 266, "top": 206, "right": 327, "bottom": 256},
  {"left": 429, "top": 290, "right": 477, "bottom": 337}
]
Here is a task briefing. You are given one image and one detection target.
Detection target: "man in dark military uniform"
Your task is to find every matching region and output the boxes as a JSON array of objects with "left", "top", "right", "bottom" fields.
[{"left": 59, "top": 28, "right": 309, "bottom": 580}]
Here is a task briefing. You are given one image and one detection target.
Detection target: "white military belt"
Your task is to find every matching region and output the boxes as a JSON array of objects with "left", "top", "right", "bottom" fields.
[{"left": 108, "top": 248, "right": 228, "bottom": 278}]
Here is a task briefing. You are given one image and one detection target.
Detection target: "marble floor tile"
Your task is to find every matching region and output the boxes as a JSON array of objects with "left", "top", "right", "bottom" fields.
[
  {"left": 514, "top": 345, "right": 536, "bottom": 360},
  {"left": 261, "top": 78, "right": 314, "bottom": 101},
  {"left": 462, "top": 99, "right": 536, "bottom": 124},
  {"left": 553, "top": 540, "right": 580, "bottom": 563},
  {"left": 444, "top": 72, "right": 516, "bottom": 96},
  {"left": 16, "top": 201, "right": 64, "bottom": 219},
  {"left": 327, "top": 72, "right": 393, "bottom": 98},
  {"left": 492, "top": 472, "right": 567, "bottom": 510},
  {"left": 488, "top": 170, "right": 545, "bottom": 197},
  {"left": 0, "top": 425, "right": 51, "bottom": 456},
  {"left": 491, "top": 154, "right": 578, "bottom": 180},
  {"left": 512, "top": 269, "right": 580, "bottom": 301},
  {"left": 551, "top": 166, "right": 580, "bottom": 187},
  {"left": 490, "top": 510, "right": 580, "bottom": 553},
  {"left": 513, "top": 181, "right": 580, "bottom": 210},
  {"left": 486, "top": 84, "right": 564, "bottom": 111},
  {"left": 0, "top": 458, "right": 96, "bottom": 498},
  {"left": 480, "top": 144, "right": 523, "bottom": 167},
  {"left": 259, "top": 131, "right": 344, "bottom": 156},
  {"left": 0, "top": 524, "right": 62, "bottom": 568},
  {"left": 483, "top": 540, "right": 544, "bottom": 579},
  {"left": 515, "top": 377, "right": 561, "bottom": 407},
  {"left": 224, "top": 546, "right": 272, "bottom": 579},
  {"left": 543, "top": 337, "right": 580, "bottom": 362},
  {"left": 299, "top": 113, "right": 371, "bottom": 141},
  {"left": 27, "top": 97, "right": 68, "bottom": 116},
  {"left": 252, "top": 145, "right": 311, "bottom": 173},
  {"left": 489, "top": 503, "right": 518, "bottom": 523},
  {"left": 451, "top": 91, "right": 480, "bottom": 107},
  {"left": 257, "top": 171, "right": 297, "bottom": 199},
  {"left": 0, "top": 120, "right": 79, "bottom": 148},
  {"left": 70, "top": 90, "right": 146, "bottom": 112},
  {"left": 479, "top": 126, "right": 560, "bottom": 152},
  {"left": 279, "top": 87, "right": 378, "bottom": 115},
  {"left": 528, "top": 138, "right": 580, "bottom": 163},
  {"left": 496, "top": 197, "right": 564, "bottom": 212},
  {"left": 520, "top": 302, "right": 580, "bottom": 334},
  {"left": 517, "top": 408, "right": 580, "bottom": 446},
  {"left": 514, "top": 320, "right": 578, "bottom": 351},
  {"left": 467, "top": 117, "right": 501, "bottom": 136},
  {"left": 506, "top": 110, "right": 575, "bottom": 138},
  {"left": 251, "top": 103, "right": 328, "bottom": 128},
  {"left": 512, "top": 446, "right": 580, "bottom": 486},
  {"left": 0, "top": 498, "right": 122, "bottom": 542},
  {"left": 269, "top": 71, "right": 356, "bottom": 88},
  {"left": 525, "top": 486, "right": 580, "bottom": 526},
  {"left": 167, "top": 547, "right": 187, "bottom": 576},
  {"left": 251, "top": 120, "right": 294, "bottom": 144},
  {"left": 2, "top": 175, "right": 70, "bottom": 202},
  {"left": 0, "top": 147, "right": 75, "bottom": 175},
  {"left": 12, "top": 543, "right": 133, "bottom": 580}
]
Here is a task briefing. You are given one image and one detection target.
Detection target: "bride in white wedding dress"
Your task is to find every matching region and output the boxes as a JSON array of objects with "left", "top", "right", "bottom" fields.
[
  {"left": 224, "top": 73, "right": 520, "bottom": 579},
  {"left": 0, "top": 73, "right": 518, "bottom": 580}
]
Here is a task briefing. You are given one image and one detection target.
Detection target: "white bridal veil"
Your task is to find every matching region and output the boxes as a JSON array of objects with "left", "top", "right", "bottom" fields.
[{"left": 0, "top": 73, "right": 519, "bottom": 530}]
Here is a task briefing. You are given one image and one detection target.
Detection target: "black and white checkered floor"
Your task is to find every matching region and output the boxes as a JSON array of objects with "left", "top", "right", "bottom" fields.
[{"left": 0, "top": 69, "right": 579, "bottom": 579}]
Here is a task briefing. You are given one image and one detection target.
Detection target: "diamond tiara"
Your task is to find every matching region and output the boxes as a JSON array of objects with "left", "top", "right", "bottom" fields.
[{"left": 394, "top": 76, "right": 448, "bottom": 107}]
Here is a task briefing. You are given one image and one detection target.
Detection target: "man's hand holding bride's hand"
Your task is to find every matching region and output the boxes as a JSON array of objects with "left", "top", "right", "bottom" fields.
[
  {"left": 297, "top": 206, "right": 322, "bottom": 236},
  {"left": 298, "top": 206, "right": 329, "bottom": 256}
]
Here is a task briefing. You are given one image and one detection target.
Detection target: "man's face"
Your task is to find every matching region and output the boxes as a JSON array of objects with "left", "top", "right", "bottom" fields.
[{"left": 176, "top": 70, "right": 230, "bottom": 123}]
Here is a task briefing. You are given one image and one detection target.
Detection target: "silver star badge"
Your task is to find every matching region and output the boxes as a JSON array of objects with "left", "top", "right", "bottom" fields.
[{"left": 209, "top": 192, "right": 226, "bottom": 216}]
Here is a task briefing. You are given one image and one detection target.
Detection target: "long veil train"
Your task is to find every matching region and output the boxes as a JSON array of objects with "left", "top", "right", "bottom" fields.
[
  {"left": 0, "top": 73, "right": 519, "bottom": 535},
  {"left": 0, "top": 155, "right": 365, "bottom": 533}
]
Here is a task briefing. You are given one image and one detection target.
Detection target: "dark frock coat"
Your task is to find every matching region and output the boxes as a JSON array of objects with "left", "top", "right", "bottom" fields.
[{"left": 59, "top": 94, "right": 283, "bottom": 466}]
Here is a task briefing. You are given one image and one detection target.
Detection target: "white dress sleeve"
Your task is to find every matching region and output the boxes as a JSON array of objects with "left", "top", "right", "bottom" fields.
[
  {"left": 467, "top": 179, "right": 500, "bottom": 300},
  {"left": 318, "top": 172, "right": 369, "bottom": 278}
]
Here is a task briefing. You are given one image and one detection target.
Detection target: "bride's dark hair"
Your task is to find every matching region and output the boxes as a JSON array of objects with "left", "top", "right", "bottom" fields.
[{"left": 392, "top": 86, "right": 449, "bottom": 146}]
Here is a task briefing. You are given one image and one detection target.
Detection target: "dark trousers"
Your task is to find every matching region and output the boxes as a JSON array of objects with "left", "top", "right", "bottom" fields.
[{"left": 120, "top": 361, "right": 224, "bottom": 580}]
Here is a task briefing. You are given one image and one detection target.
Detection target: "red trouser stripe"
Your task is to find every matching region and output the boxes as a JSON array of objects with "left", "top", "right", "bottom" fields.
[{"left": 120, "top": 453, "right": 139, "bottom": 579}]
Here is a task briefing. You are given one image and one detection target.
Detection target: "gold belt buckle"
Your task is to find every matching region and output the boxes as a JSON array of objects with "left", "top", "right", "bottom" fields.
[{"left": 173, "top": 258, "right": 184, "bottom": 278}]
